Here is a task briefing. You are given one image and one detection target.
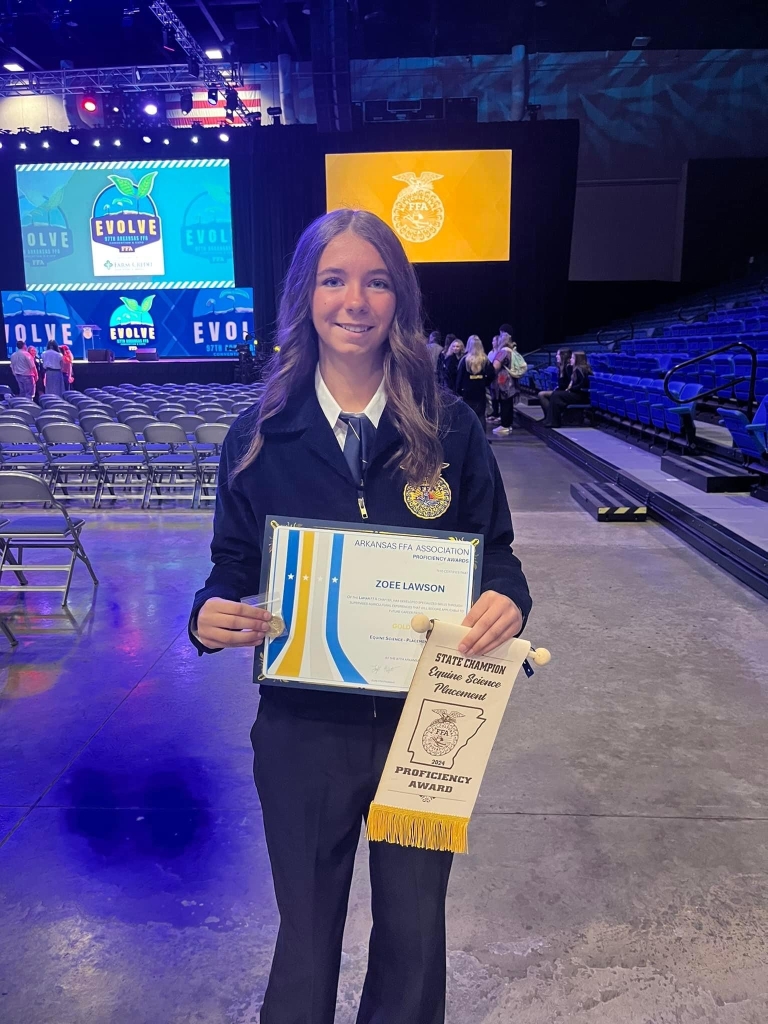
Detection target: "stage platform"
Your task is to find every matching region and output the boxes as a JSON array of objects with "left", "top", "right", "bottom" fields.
[
  {"left": 517, "top": 404, "right": 768, "bottom": 599},
  {"left": 0, "top": 358, "right": 239, "bottom": 390}
]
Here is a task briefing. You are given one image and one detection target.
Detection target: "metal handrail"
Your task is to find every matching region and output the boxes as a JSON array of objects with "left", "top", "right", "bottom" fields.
[
  {"left": 677, "top": 293, "right": 715, "bottom": 324},
  {"left": 663, "top": 341, "right": 758, "bottom": 420},
  {"left": 596, "top": 322, "right": 634, "bottom": 346}
]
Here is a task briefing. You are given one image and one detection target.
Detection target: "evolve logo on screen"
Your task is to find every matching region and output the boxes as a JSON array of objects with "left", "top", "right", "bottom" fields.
[
  {"left": 91, "top": 172, "right": 165, "bottom": 278},
  {"left": 108, "top": 295, "right": 157, "bottom": 346},
  {"left": 19, "top": 186, "right": 74, "bottom": 267}
]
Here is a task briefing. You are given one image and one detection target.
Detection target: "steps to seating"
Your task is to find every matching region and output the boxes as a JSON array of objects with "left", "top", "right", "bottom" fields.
[
  {"left": 660, "top": 454, "right": 759, "bottom": 493},
  {"left": 570, "top": 482, "right": 648, "bottom": 522}
]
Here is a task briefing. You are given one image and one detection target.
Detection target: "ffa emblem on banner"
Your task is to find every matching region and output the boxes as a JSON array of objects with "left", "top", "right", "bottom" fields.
[
  {"left": 403, "top": 475, "right": 451, "bottom": 519},
  {"left": 391, "top": 172, "right": 445, "bottom": 243},
  {"left": 408, "top": 699, "right": 485, "bottom": 771}
]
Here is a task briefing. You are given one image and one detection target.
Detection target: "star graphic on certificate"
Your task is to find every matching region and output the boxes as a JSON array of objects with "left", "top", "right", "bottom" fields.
[
  {"left": 303, "top": 575, "right": 309, "bottom": 581},
  {"left": 287, "top": 573, "right": 295, "bottom": 580},
  {"left": 332, "top": 577, "right": 339, "bottom": 584}
]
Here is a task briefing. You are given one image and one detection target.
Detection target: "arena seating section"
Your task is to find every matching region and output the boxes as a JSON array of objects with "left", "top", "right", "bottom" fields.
[
  {"left": 520, "top": 279, "right": 768, "bottom": 470},
  {"left": 0, "top": 383, "right": 259, "bottom": 509}
]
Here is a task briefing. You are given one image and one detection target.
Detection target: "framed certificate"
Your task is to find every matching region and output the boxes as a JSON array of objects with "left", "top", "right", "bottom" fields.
[{"left": 255, "top": 516, "right": 483, "bottom": 695}]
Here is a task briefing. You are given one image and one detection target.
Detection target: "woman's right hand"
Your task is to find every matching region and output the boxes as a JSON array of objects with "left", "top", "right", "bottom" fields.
[{"left": 195, "top": 598, "right": 273, "bottom": 649}]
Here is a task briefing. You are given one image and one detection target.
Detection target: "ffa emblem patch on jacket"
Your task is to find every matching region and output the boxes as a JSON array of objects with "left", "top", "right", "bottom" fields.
[{"left": 403, "top": 475, "right": 452, "bottom": 519}]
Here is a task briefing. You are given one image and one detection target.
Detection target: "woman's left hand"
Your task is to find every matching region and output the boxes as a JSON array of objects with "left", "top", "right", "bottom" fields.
[{"left": 459, "top": 590, "right": 523, "bottom": 657}]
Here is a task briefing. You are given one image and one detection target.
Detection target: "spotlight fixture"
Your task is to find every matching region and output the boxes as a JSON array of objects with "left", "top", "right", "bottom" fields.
[
  {"left": 191, "top": 135, "right": 199, "bottom": 143},
  {"left": 113, "top": 139, "right": 121, "bottom": 146},
  {"left": 225, "top": 87, "right": 238, "bottom": 119},
  {"left": 162, "top": 138, "right": 170, "bottom": 145},
  {"left": 207, "top": 86, "right": 219, "bottom": 105},
  {"left": 4, "top": 62, "right": 24, "bottom": 72},
  {"left": 252, "top": 111, "right": 262, "bottom": 124},
  {"left": 266, "top": 105, "right": 282, "bottom": 126},
  {"left": 19, "top": 142, "right": 27, "bottom": 149},
  {"left": 218, "top": 132, "right": 229, "bottom": 142},
  {"left": 162, "top": 27, "right": 175, "bottom": 52},
  {"left": 42, "top": 140, "right": 50, "bottom": 148},
  {"left": 144, "top": 101, "right": 159, "bottom": 116},
  {"left": 142, "top": 135, "right": 151, "bottom": 143},
  {"left": 93, "top": 139, "right": 101, "bottom": 147},
  {"left": 82, "top": 97, "right": 97, "bottom": 113},
  {"left": 180, "top": 89, "right": 194, "bottom": 115},
  {"left": 205, "top": 48, "right": 223, "bottom": 60},
  {"left": 70, "top": 138, "right": 80, "bottom": 145}
]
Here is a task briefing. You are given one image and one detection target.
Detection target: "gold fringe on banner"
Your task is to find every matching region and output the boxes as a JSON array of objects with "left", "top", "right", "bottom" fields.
[{"left": 367, "top": 804, "right": 470, "bottom": 854}]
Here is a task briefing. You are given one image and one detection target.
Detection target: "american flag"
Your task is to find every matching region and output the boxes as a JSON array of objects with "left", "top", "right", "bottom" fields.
[{"left": 165, "top": 86, "right": 261, "bottom": 128}]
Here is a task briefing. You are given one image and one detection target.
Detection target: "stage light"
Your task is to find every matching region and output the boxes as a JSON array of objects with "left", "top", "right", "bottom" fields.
[
  {"left": 191, "top": 135, "right": 199, "bottom": 143},
  {"left": 187, "top": 57, "right": 200, "bottom": 78},
  {"left": 19, "top": 142, "right": 26, "bottom": 149},
  {"left": 93, "top": 139, "right": 101, "bottom": 147},
  {"left": 42, "top": 140, "right": 50, "bottom": 148},
  {"left": 207, "top": 86, "right": 218, "bottom": 105},
  {"left": 163, "top": 137, "right": 170, "bottom": 145},
  {"left": 180, "top": 89, "right": 193, "bottom": 114},
  {"left": 70, "top": 138, "right": 80, "bottom": 145},
  {"left": 205, "top": 48, "right": 223, "bottom": 60},
  {"left": 267, "top": 105, "right": 282, "bottom": 126},
  {"left": 82, "top": 97, "right": 97, "bottom": 113},
  {"left": 4, "top": 62, "right": 24, "bottom": 72},
  {"left": 144, "top": 101, "right": 159, "bottom": 116},
  {"left": 142, "top": 135, "right": 151, "bottom": 143},
  {"left": 225, "top": 88, "right": 238, "bottom": 119},
  {"left": 218, "top": 132, "right": 229, "bottom": 142},
  {"left": 113, "top": 139, "right": 121, "bottom": 146}
]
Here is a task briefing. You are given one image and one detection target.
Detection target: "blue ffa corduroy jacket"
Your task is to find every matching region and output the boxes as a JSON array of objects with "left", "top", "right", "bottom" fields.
[{"left": 190, "top": 383, "right": 532, "bottom": 714}]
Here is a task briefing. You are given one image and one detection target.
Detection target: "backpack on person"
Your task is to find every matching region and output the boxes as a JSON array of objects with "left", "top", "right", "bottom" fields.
[{"left": 495, "top": 347, "right": 527, "bottom": 395}]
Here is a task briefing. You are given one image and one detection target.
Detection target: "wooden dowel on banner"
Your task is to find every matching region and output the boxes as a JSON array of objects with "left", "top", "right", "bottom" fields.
[{"left": 409, "top": 614, "right": 551, "bottom": 666}]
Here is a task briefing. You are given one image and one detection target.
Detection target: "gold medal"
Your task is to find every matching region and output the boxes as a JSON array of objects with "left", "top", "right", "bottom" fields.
[
  {"left": 403, "top": 475, "right": 452, "bottom": 519},
  {"left": 265, "top": 615, "right": 286, "bottom": 639}
]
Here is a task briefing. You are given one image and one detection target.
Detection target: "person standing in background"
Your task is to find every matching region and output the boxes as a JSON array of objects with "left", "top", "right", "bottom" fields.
[
  {"left": 42, "top": 341, "right": 65, "bottom": 396},
  {"left": 456, "top": 335, "right": 496, "bottom": 425},
  {"left": 425, "top": 330, "right": 443, "bottom": 377},
  {"left": 443, "top": 338, "right": 465, "bottom": 392},
  {"left": 491, "top": 333, "right": 526, "bottom": 436},
  {"left": 10, "top": 340, "right": 35, "bottom": 398},
  {"left": 26, "top": 344, "right": 41, "bottom": 397},
  {"left": 60, "top": 344, "right": 74, "bottom": 387}
]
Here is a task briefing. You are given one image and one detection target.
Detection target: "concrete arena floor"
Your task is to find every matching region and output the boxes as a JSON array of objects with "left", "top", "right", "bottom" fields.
[{"left": 1, "top": 430, "right": 767, "bottom": 1024}]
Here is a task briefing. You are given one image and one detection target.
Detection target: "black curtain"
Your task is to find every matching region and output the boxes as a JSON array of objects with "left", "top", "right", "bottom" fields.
[{"left": 230, "top": 119, "right": 579, "bottom": 353}]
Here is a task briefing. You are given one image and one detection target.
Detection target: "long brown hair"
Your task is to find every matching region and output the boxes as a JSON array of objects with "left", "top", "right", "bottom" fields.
[{"left": 235, "top": 209, "right": 444, "bottom": 484}]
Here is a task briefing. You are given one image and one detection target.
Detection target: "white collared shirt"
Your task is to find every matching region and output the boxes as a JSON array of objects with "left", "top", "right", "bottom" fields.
[{"left": 314, "top": 364, "right": 387, "bottom": 450}]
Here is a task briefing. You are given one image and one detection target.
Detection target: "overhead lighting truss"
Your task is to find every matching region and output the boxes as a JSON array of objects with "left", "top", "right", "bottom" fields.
[
  {"left": 0, "top": 62, "right": 255, "bottom": 102},
  {"left": 148, "top": 0, "right": 258, "bottom": 125}
]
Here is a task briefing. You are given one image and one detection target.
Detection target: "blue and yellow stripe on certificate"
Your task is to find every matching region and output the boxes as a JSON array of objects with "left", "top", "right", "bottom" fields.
[{"left": 266, "top": 528, "right": 366, "bottom": 684}]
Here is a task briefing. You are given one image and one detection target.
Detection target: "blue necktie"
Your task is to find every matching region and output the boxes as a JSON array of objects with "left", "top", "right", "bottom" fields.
[{"left": 339, "top": 413, "right": 376, "bottom": 486}]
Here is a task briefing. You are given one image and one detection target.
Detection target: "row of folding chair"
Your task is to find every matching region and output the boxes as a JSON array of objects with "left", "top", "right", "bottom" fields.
[{"left": 0, "top": 420, "right": 229, "bottom": 509}]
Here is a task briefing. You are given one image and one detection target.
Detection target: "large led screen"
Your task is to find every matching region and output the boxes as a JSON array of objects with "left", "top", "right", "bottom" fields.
[
  {"left": 325, "top": 150, "right": 512, "bottom": 263},
  {"left": 16, "top": 159, "right": 234, "bottom": 291}
]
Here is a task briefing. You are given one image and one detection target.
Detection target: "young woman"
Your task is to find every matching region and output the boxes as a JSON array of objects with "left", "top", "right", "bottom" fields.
[
  {"left": 41, "top": 340, "right": 65, "bottom": 396},
  {"left": 443, "top": 337, "right": 465, "bottom": 392},
  {"left": 455, "top": 335, "right": 495, "bottom": 424},
  {"left": 24, "top": 344, "right": 40, "bottom": 397},
  {"left": 60, "top": 344, "right": 74, "bottom": 387},
  {"left": 491, "top": 333, "right": 523, "bottom": 436},
  {"left": 546, "top": 350, "right": 592, "bottom": 427},
  {"left": 190, "top": 209, "right": 531, "bottom": 1024},
  {"left": 538, "top": 347, "right": 572, "bottom": 421}
]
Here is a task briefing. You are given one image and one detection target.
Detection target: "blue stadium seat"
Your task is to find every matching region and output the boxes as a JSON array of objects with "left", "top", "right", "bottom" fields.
[{"left": 717, "top": 396, "right": 768, "bottom": 462}]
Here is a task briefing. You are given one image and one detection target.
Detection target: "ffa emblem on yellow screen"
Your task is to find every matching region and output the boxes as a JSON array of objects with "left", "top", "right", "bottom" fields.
[
  {"left": 391, "top": 172, "right": 445, "bottom": 243},
  {"left": 403, "top": 475, "right": 452, "bottom": 519}
]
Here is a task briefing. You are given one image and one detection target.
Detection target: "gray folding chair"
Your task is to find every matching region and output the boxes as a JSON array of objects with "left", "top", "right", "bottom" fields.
[
  {"left": 194, "top": 423, "right": 229, "bottom": 505},
  {"left": 0, "top": 424, "right": 50, "bottom": 476},
  {"left": 92, "top": 423, "right": 148, "bottom": 507},
  {"left": 156, "top": 406, "right": 187, "bottom": 423},
  {"left": 172, "top": 414, "right": 206, "bottom": 438},
  {"left": 195, "top": 405, "right": 227, "bottom": 423},
  {"left": 42, "top": 423, "right": 100, "bottom": 504},
  {"left": 0, "top": 472, "right": 98, "bottom": 606},
  {"left": 142, "top": 423, "right": 198, "bottom": 508}
]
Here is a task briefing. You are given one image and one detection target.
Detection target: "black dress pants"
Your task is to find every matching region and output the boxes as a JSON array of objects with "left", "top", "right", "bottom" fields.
[
  {"left": 464, "top": 397, "right": 487, "bottom": 426},
  {"left": 547, "top": 389, "right": 589, "bottom": 427},
  {"left": 251, "top": 691, "right": 454, "bottom": 1024}
]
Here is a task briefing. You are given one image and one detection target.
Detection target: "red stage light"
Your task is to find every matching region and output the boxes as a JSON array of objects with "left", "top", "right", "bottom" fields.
[{"left": 82, "top": 98, "right": 97, "bottom": 113}]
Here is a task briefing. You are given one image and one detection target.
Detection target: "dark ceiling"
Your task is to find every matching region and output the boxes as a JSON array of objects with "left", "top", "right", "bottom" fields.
[{"left": 1, "top": 0, "right": 767, "bottom": 71}]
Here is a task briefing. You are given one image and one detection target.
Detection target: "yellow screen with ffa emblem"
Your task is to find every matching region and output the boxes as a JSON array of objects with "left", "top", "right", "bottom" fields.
[{"left": 325, "top": 149, "right": 512, "bottom": 263}]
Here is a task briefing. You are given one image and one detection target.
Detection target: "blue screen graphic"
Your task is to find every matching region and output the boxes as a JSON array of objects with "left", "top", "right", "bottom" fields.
[
  {"left": 16, "top": 159, "right": 234, "bottom": 291},
  {"left": 2, "top": 288, "right": 253, "bottom": 359}
]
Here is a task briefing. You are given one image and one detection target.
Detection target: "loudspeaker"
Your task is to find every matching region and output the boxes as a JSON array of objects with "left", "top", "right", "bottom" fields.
[
  {"left": 86, "top": 349, "right": 114, "bottom": 362},
  {"left": 136, "top": 348, "right": 159, "bottom": 361}
]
